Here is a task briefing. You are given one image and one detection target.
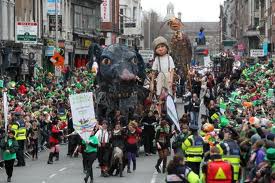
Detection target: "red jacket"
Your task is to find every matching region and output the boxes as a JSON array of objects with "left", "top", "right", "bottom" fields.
[
  {"left": 49, "top": 125, "right": 61, "bottom": 144},
  {"left": 126, "top": 128, "right": 142, "bottom": 145}
]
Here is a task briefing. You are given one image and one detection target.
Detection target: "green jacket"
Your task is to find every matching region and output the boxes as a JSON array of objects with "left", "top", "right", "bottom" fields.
[
  {"left": 0, "top": 137, "right": 19, "bottom": 160},
  {"left": 82, "top": 135, "right": 99, "bottom": 153}
]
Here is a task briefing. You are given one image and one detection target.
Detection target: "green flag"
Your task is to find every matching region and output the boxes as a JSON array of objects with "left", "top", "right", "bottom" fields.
[
  {"left": 268, "top": 89, "right": 274, "bottom": 98},
  {"left": 219, "top": 102, "right": 227, "bottom": 110},
  {"left": 0, "top": 80, "right": 3, "bottom": 88}
]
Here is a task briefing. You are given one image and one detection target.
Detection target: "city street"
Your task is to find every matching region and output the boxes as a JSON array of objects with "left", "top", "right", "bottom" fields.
[
  {"left": 0, "top": 146, "right": 164, "bottom": 183},
  {"left": 0, "top": 103, "right": 186, "bottom": 183}
]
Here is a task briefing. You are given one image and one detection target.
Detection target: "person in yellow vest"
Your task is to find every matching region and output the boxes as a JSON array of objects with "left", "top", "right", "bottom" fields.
[
  {"left": 217, "top": 127, "right": 241, "bottom": 182},
  {"left": 181, "top": 125, "right": 204, "bottom": 175},
  {"left": 201, "top": 146, "right": 234, "bottom": 183},
  {"left": 166, "top": 155, "right": 200, "bottom": 183},
  {"left": 11, "top": 113, "right": 26, "bottom": 167}
]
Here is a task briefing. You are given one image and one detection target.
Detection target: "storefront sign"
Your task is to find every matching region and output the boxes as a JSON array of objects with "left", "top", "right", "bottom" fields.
[
  {"left": 65, "top": 44, "right": 74, "bottom": 52},
  {"left": 139, "top": 50, "right": 154, "bottom": 63},
  {"left": 47, "top": 0, "right": 60, "bottom": 15},
  {"left": 250, "top": 49, "right": 264, "bottom": 57},
  {"left": 49, "top": 15, "right": 62, "bottom": 31},
  {"left": 101, "top": 0, "right": 111, "bottom": 22},
  {"left": 84, "top": 40, "right": 92, "bottom": 49},
  {"left": 45, "top": 46, "right": 55, "bottom": 56},
  {"left": 16, "top": 22, "right": 38, "bottom": 44},
  {"left": 263, "top": 42, "right": 268, "bottom": 56}
]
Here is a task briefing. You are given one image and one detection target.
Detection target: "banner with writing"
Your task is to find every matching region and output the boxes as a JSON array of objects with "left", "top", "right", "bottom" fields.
[{"left": 69, "top": 92, "right": 97, "bottom": 141}]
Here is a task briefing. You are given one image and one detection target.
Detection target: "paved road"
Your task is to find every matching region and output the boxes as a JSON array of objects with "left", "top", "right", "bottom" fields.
[
  {"left": 0, "top": 146, "right": 167, "bottom": 183},
  {"left": 0, "top": 102, "right": 187, "bottom": 183}
]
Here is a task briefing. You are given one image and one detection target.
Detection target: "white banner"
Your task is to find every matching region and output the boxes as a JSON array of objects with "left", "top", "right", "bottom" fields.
[
  {"left": 101, "top": 0, "right": 111, "bottom": 22},
  {"left": 69, "top": 92, "right": 97, "bottom": 142},
  {"left": 3, "top": 92, "right": 8, "bottom": 132},
  {"left": 250, "top": 49, "right": 264, "bottom": 57},
  {"left": 166, "top": 95, "right": 180, "bottom": 131}
]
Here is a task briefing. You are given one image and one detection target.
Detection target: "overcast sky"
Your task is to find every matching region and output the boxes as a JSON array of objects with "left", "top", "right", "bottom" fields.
[{"left": 140, "top": 0, "right": 225, "bottom": 22}]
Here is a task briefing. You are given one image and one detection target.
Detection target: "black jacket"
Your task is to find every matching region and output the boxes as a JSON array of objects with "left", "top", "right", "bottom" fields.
[{"left": 189, "top": 99, "right": 200, "bottom": 112}]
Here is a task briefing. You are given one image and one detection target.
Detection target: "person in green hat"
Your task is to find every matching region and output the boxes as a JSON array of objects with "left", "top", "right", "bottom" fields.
[
  {"left": 251, "top": 148, "right": 275, "bottom": 183},
  {"left": 0, "top": 130, "right": 19, "bottom": 182}
]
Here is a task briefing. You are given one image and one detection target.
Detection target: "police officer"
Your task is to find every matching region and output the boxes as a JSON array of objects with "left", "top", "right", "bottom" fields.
[
  {"left": 11, "top": 112, "right": 26, "bottom": 167},
  {"left": 217, "top": 127, "right": 241, "bottom": 182},
  {"left": 166, "top": 155, "right": 200, "bottom": 183},
  {"left": 181, "top": 125, "right": 204, "bottom": 175}
]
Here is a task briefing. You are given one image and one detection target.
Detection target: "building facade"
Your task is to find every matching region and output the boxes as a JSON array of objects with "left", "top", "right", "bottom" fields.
[
  {"left": 101, "top": 0, "right": 120, "bottom": 46},
  {"left": 117, "top": 0, "right": 143, "bottom": 48},
  {"left": 71, "top": 0, "right": 102, "bottom": 68},
  {"left": 184, "top": 22, "right": 220, "bottom": 56},
  {"left": 0, "top": 0, "right": 103, "bottom": 79},
  {"left": 0, "top": 0, "right": 19, "bottom": 79},
  {"left": 220, "top": 0, "right": 275, "bottom": 56}
]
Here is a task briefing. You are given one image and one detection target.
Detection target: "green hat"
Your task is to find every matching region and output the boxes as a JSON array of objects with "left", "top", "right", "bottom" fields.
[
  {"left": 265, "top": 148, "right": 275, "bottom": 162},
  {"left": 219, "top": 115, "right": 229, "bottom": 128}
]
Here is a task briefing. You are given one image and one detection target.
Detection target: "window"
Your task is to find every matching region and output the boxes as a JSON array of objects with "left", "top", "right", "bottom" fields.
[
  {"left": 133, "top": 7, "right": 137, "bottom": 21},
  {"left": 88, "top": 16, "right": 95, "bottom": 29},
  {"left": 255, "top": 0, "right": 259, "bottom": 10},
  {"left": 74, "top": 12, "right": 81, "bottom": 28},
  {"left": 74, "top": 5, "right": 97, "bottom": 31},
  {"left": 254, "top": 18, "right": 259, "bottom": 27}
]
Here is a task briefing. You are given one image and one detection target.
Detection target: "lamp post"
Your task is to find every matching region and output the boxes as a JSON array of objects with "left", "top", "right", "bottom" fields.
[
  {"left": 55, "top": 0, "right": 58, "bottom": 47},
  {"left": 148, "top": 12, "right": 151, "bottom": 49}
]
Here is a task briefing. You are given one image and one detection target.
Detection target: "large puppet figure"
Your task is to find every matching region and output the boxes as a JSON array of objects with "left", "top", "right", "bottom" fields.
[
  {"left": 168, "top": 18, "right": 192, "bottom": 85},
  {"left": 150, "top": 36, "right": 175, "bottom": 96}
]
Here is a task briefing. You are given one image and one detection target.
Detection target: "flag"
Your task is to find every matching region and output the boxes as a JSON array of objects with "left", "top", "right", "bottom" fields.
[
  {"left": 69, "top": 92, "right": 97, "bottom": 142},
  {"left": 219, "top": 102, "right": 227, "bottom": 114},
  {"left": 3, "top": 92, "right": 9, "bottom": 132},
  {"left": 166, "top": 95, "right": 180, "bottom": 131},
  {"left": 0, "top": 80, "right": 3, "bottom": 88},
  {"left": 268, "top": 89, "right": 274, "bottom": 98}
]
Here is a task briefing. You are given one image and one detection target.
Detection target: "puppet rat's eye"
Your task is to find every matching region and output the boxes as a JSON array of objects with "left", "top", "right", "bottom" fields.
[{"left": 101, "top": 58, "right": 112, "bottom": 65}]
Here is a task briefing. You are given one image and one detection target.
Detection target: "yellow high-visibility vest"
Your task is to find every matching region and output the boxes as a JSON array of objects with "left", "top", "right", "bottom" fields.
[
  {"left": 182, "top": 135, "right": 204, "bottom": 163},
  {"left": 11, "top": 124, "right": 26, "bottom": 141}
]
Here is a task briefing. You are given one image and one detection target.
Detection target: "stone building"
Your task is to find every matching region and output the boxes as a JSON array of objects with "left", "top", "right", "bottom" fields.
[
  {"left": 117, "top": 0, "right": 143, "bottom": 48},
  {"left": 220, "top": 0, "right": 275, "bottom": 55},
  {"left": 183, "top": 22, "right": 220, "bottom": 56}
]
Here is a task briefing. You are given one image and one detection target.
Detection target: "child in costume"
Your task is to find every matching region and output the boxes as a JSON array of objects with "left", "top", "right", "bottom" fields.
[{"left": 151, "top": 36, "right": 175, "bottom": 96}]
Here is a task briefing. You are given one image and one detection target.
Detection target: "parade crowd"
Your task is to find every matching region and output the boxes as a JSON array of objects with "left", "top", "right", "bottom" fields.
[{"left": 0, "top": 38, "right": 274, "bottom": 183}]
